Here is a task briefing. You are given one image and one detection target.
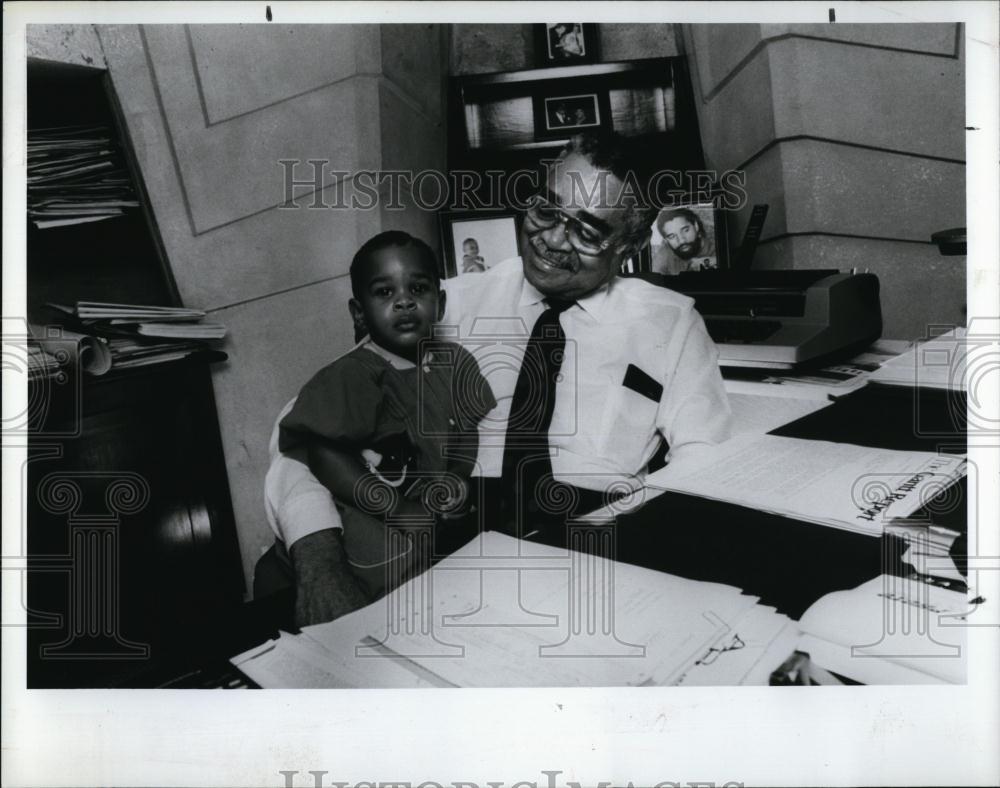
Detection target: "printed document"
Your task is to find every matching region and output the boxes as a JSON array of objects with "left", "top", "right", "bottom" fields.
[{"left": 647, "top": 433, "right": 966, "bottom": 536}]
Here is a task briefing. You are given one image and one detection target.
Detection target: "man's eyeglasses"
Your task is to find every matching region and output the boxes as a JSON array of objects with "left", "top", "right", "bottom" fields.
[{"left": 523, "top": 195, "right": 614, "bottom": 256}]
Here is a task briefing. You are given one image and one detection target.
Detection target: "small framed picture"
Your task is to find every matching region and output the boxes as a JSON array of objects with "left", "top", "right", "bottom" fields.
[
  {"left": 439, "top": 210, "right": 522, "bottom": 279},
  {"left": 542, "top": 94, "right": 601, "bottom": 131},
  {"left": 649, "top": 202, "right": 729, "bottom": 274},
  {"left": 532, "top": 90, "right": 610, "bottom": 142},
  {"left": 535, "top": 23, "right": 599, "bottom": 66}
]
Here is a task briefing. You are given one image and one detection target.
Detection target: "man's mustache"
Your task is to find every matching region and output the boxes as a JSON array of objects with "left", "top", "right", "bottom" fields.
[{"left": 531, "top": 238, "right": 575, "bottom": 269}]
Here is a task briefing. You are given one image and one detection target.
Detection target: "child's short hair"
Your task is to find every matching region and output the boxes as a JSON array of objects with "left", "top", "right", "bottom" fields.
[
  {"left": 462, "top": 238, "right": 478, "bottom": 247},
  {"left": 350, "top": 231, "right": 439, "bottom": 299}
]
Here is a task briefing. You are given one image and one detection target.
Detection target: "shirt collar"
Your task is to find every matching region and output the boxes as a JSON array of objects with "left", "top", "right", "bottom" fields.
[
  {"left": 516, "top": 256, "right": 612, "bottom": 321},
  {"left": 360, "top": 337, "right": 417, "bottom": 370}
]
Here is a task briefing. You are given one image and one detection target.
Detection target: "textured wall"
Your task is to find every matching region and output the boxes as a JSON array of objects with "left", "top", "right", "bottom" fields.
[
  {"left": 685, "top": 23, "right": 966, "bottom": 339},
  {"left": 451, "top": 23, "right": 680, "bottom": 74},
  {"left": 27, "top": 24, "right": 107, "bottom": 67},
  {"left": 26, "top": 23, "right": 447, "bottom": 594}
]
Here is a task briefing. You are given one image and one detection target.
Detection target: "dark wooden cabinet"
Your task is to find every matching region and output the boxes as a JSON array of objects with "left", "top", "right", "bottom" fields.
[{"left": 25, "top": 59, "right": 245, "bottom": 687}]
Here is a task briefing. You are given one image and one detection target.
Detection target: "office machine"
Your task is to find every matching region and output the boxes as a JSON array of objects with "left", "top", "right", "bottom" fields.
[{"left": 669, "top": 269, "right": 882, "bottom": 368}]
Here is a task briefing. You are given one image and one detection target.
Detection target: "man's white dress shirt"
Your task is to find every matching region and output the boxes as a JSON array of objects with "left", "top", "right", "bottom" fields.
[{"left": 266, "top": 257, "right": 731, "bottom": 546}]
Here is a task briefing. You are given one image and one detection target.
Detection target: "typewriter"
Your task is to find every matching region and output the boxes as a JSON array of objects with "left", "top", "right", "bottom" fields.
[{"left": 668, "top": 269, "right": 883, "bottom": 368}]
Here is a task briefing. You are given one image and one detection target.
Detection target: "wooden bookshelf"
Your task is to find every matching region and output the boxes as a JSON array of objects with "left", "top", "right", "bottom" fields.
[{"left": 25, "top": 58, "right": 245, "bottom": 687}]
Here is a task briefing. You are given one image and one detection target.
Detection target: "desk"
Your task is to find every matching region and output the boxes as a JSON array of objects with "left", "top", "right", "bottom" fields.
[
  {"left": 221, "top": 379, "right": 968, "bottom": 688},
  {"left": 611, "top": 383, "right": 966, "bottom": 619},
  {"left": 157, "top": 377, "right": 967, "bottom": 688},
  {"left": 233, "top": 530, "right": 801, "bottom": 688}
]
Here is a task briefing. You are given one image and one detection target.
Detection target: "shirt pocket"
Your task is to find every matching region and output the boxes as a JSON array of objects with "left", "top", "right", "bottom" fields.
[{"left": 597, "top": 383, "right": 661, "bottom": 472}]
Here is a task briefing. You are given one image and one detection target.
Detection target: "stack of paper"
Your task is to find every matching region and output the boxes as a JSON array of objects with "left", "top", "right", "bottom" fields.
[
  {"left": 42, "top": 302, "right": 226, "bottom": 372},
  {"left": 133, "top": 323, "right": 227, "bottom": 340},
  {"left": 869, "top": 328, "right": 966, "bottom": 391},
  {"left": 796, "top": 574, "right": 971, "bottom": 684},
  {"left": 64, "top": 302, "right": 207, "bottom": 322},
  {"left": 673, "top": 603, "right": 798, "bottom": 687},
  {"left": 232, "top": 532, "right": 795, "bottom": 688},
  {"left": 27, "top": 125, "right": 139, "bottom": 229},
  {"left": 646, "top": 433, "right": 967, "bottom": 537},
  {"left": 723, "top": 339, "right": 913, "bottom": 401},
  {"left": 104, "top": 338, "right": 218, "bottom": 369},
  {"left": 28, "top": 323, "right": 112, "bottom": 377}
]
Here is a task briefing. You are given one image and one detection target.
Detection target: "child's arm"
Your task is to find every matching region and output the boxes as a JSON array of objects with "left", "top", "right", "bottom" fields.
[
  {"left": 307, "top": 439, "right": 427, "bottom": 519},
  {"left": 288, "top": 441, "right": 427, "bottom": 628}
]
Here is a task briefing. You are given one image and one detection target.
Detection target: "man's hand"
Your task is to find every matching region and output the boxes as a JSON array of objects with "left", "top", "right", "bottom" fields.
[{"left": 289, "top": 529, "right": 369, "bottom": 628}]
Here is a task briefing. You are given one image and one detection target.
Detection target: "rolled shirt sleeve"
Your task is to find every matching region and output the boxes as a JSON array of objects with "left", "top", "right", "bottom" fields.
[{"left": 657, "top": 305, "right": 733, "bottom": 470}]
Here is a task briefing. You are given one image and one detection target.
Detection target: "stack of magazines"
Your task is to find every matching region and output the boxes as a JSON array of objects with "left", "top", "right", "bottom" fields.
[
  {"left": 27, "top": 125, "right": 139, "bottom": 229},
  {"left": 37, "top": 301, "right": 227, "bottom": 374}
]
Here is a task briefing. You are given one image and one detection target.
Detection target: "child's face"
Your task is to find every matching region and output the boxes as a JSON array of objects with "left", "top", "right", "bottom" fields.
[
  {"left": 349, "top": 245, "right": 444, "bottom": 362},
  {"left": 463, "top": 240, "right": 479, "bottom": 256}
]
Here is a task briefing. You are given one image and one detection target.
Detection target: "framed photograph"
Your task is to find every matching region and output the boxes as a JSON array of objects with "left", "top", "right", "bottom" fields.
[
  {"left": 542, "top": 93, "right": 601, "bottom": 131},
  {"left": 453, "top": 57, "right": 697, "bottom": 158},
  {"left": 439, "top": 210, "right": 522, "bottom": 279},
  {"left": 532, "top": 89, "right": 611, "bottom": 142},
  {"left": 534, "top": 23, "right": 599, "bottom": 65},
  {"left": 649, "top": 201, "right": 730, "bottom": 275}
]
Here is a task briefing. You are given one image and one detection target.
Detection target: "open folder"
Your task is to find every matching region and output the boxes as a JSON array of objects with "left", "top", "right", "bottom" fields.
[{"left": 232, "top": 532, "right": 795, "bottom": 688}]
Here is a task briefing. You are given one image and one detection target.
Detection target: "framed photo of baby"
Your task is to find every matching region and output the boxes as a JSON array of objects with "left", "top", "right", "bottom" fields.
[{"left": 439, "top": 211, "right": 522, "bottom": 279}]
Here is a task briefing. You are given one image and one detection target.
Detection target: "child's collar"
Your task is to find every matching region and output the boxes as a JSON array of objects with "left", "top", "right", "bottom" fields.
[{"left": 360, "top": 337, "right": 436, "bottom": 370}]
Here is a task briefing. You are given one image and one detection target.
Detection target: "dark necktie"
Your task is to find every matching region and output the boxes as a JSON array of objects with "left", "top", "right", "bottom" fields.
[{"left": 500, "top": 297, "right": 574, "bottom": 524}]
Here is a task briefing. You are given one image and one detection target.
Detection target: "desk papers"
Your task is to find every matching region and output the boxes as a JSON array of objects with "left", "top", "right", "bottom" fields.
[
  {"left": 722, "top": 339, "right": 913, "bottom": 400},
  {"left": 868, "top": 327, "right": 968, "bottom": 391},
  {"left": 647, "top": 434, "right": 966, "bottom": 537},
  {"left": 232, "top": 532, "right": 794, "bottom": 688},
  {"left": 797, "top": 574, "right": 971, "bottom": 684}
]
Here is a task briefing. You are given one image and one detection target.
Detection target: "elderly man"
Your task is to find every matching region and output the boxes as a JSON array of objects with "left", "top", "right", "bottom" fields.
[
  {"left": 653, "top": 207, "right": 718, "bottom": 274},
  {"left": 269, "top": 133, "right": 732, "bottom": 626}
]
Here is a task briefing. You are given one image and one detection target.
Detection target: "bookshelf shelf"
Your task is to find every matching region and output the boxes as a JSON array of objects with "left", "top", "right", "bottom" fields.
[{"left": 25, "top": 58, "right": 245, "bottom": 688}]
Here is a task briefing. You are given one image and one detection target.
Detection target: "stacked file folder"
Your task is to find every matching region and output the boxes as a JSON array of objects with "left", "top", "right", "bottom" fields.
[
  {"left": 27, "top": 125, "right": 139, "bottom": 229},
  {"left": 33, "top": 301, "right": 227, "bottom": 376}
]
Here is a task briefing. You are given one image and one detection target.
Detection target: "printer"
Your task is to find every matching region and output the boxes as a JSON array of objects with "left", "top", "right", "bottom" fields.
[{"left": 666, "top": 269, "right": 882, "bottom": 368}]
